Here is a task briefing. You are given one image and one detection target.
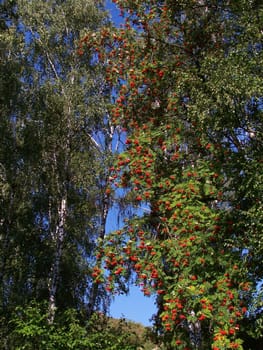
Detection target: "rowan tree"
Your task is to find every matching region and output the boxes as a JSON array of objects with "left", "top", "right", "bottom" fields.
[{"left": 83, "top": 1, "right": 263, "bottom": 349}]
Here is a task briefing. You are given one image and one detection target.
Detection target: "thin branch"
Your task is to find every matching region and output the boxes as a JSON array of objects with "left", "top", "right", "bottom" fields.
[{"left": 87, "top": 133, "right": 103, "bottom": 153}]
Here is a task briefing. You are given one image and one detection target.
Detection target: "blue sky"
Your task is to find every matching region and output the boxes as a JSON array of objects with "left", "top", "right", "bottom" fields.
[
  {"left": 110, "top": 286, "right": 156, "bottom": 326},
  {"left": 104, "top": 1, "right": 156, "bottom": 326},
  {"left": 106, "top": 203, "right": 156, "bottom": 326},
  {"left": 106, "top": 208, "right": 156, "bottom": 326},
  {"left": 105, "top": 0, "right": 123, "bottom": 27}
]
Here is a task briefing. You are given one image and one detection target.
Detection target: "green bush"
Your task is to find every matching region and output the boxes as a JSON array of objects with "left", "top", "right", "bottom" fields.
[{"left": 8, "top": 302, "right": 147, "bottom": 350}]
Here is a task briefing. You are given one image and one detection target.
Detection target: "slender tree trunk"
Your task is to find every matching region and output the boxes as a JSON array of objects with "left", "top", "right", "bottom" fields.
[
  {"left": 87, "top": 191, "right": 109, "bottom": 318},
  {"left": 48, "top": 196, "right": 67, "bottom": 324},
  {"left": 86, "top": 125, "right": 115, "bottom": 318},
  {"left": 0, "top": 220, "right": 10, "bottom": 311},
  {"left": 0, "top": 190, "right": 15, "bottom": 312}
]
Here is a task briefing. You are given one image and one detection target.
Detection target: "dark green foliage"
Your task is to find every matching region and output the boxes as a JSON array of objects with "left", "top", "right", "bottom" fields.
[
  {"left": 0, "top": 0, "right": 114, "bottom": 337},
  {"left": 7, "top": 302, "right": 150, "bottom": 350}
]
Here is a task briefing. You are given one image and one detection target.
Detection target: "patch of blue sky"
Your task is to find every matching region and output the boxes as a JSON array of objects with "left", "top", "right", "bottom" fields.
[{"left": 105, "top": 0, "right": 124, "bottom": 28}]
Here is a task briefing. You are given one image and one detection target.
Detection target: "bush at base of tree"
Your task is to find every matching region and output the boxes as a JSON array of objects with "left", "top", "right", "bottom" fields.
[{"left": 6, "top": 301, "right": 156, "bottom": 350}]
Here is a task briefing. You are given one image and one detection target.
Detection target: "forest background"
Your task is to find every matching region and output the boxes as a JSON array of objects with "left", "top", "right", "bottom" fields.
[{"left": 0, "top": 0, "right": 262, "bottom": 349}]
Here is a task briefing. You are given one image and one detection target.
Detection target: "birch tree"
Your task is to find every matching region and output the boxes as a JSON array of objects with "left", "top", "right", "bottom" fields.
[{"left": 0, "top": 0, "right": 117, "bottom": 329}]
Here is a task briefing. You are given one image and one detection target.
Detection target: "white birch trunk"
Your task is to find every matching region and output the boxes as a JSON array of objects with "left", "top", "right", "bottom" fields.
[{"left": 48, "top": 197, "right": 67, "bottom": 324}]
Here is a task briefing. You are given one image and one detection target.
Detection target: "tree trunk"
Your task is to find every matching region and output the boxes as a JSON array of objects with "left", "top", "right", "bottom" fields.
[
  {"left": 48, "top": 196, "right": 67, "bottom": 324},
  {"left": 87, "top": 190, "right": 109, "bottom": 318}
]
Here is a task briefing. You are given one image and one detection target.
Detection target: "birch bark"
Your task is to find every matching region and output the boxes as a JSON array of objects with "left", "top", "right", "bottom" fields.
[{"left": 48, "top": 196, "right": 67, "bottom": 324}]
